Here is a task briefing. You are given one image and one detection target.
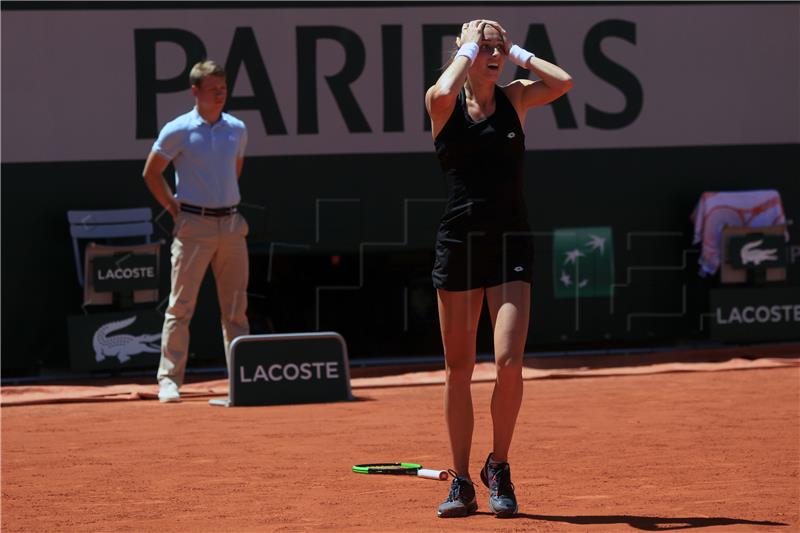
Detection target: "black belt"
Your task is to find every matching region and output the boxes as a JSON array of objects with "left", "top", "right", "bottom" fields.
[{"left": 180, "top": 203, "right": 238, "bottom": 217}]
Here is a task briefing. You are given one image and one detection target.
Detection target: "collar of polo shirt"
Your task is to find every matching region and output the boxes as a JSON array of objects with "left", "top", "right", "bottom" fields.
[{"left": 190, "top": 106, "right": 228, "bottom": 127}]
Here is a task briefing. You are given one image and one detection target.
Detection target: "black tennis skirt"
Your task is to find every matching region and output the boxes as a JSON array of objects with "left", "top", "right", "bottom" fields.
[{"left": 432, "top": 229, "right": 533, "bottom": 291}]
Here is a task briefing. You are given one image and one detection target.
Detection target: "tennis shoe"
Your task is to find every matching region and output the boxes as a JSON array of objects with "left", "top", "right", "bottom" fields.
[
  {"left": 158, "top": 379, "right": 180, "bottom": 403},
  {"left": 480, "top": 453, "right": 518, "bottom": 518},
  {"left": 437, "top": 470, "right": 478, "bottom": 518}
]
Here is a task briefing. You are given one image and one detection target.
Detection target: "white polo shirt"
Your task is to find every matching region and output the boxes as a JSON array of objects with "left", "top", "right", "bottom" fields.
[{"left": 152, "top": 107, "right": 247, "bottom": 208}]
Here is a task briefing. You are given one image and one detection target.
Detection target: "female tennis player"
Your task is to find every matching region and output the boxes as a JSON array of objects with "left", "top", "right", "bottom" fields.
[{"left": 425, "top": 19, "right": 573, "bottom": 518}]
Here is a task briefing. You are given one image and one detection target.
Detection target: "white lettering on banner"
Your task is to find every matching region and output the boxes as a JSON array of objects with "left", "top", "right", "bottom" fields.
[
  {"left": 97, "top": 267, "right": 155, "bottom": 280},
  {"left": 284, "top": 364, "right": 299, "bottom": 381},
  {"left": 790, "top": 245, "right": 800, "bottom": 264},
  {"left": 1, "top": 5, "right": 798, "bottom": 162},
  {"left": 327, "top": 361, "right": 339, "bottom": 379},
  {"left": 268, "top": 364, "right": 282, "bottom": 381},
  {"left": 239, "top": 362, "right": 341, "bottom": 382},
  {"left": 716, "top": 304, "right": 800, "bottom": 325}
]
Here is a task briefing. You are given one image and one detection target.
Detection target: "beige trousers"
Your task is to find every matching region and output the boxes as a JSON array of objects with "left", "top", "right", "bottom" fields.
[{"left": 157, "top": 211, "right": 250, "bottom": 386}]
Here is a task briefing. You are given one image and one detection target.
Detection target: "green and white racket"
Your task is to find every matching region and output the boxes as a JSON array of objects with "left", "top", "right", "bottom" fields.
[{"left": 352, "top": 462, "right": 448, "bottom": 480}]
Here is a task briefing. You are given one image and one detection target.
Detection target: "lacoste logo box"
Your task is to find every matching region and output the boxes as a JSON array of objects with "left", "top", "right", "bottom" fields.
[{"left": 225, "top": 332, "right": 353, "bottom": 406}]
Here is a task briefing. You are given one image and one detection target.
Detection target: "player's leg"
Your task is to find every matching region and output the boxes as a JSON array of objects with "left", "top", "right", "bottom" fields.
[
  {"left": 211, "top": 213, "right": 250, "bottom": 365},
  {"left": 158, "top": 213, "right": 216, "bottom": 394},
  {"left": 482, "top": 279, "right": 530, "bottom": 516},
  {"left": 436, "top": 287, "right": 483, "bottom": 518},
  {"left": 438, "top": 286, "right": 484, "bottom": 476},
  {"left": 485, "top": 280, "right": 530, "bottom": 460}
]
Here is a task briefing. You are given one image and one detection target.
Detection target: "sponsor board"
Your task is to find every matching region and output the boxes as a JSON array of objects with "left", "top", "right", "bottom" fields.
[
  {"left": 2, "top": 4, "right": 798, "bottom": 163},
  {"left": 227, "top": 332, "right": 352, "bottom": 406},
  {"left": 728, "top": 234, "right": 787, "bottom": 269},
  {"left": 710, "top": 287, "right": 800, "bottom": 342},
  {"left": 67, "top": 310, "right": 163, "bottom": 371},
  {"left": 553, "top": 226, "right": 614, "bottom": 299}
]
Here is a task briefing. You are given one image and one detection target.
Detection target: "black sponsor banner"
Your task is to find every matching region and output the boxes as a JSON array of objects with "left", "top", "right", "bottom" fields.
[
  {"left": 229, "top": 333, "right": 352, "bottom": 406},
  {"left": 710, "top": 287, "right": 800, "bottom": 342},
  {"left": 91, "top": 253, "right": 158, "bottom": 292},
  {"left": 67, "top": 310, "right": 163, "bottom": 371}
]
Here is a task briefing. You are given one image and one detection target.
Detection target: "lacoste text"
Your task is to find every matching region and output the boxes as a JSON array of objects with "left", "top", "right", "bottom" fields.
[
  {"left": 239, "top": 362, "right": 340, "bottom": 382},
  {"left": 97, "top": 267, "right": 156, "bottom": 280},
  {"left": 716, "top": 304, "right": 800, "bottom": 325}
]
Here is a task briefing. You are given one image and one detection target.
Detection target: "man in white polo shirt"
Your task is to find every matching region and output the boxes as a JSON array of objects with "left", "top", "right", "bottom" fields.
[{"left": 142, "top": 60, "right": 249, "bottom": 403}]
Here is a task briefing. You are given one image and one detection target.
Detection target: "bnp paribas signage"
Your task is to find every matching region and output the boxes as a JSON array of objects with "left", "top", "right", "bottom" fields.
[{"left": 553, "top": 227, "right": 614, "bottom": 299}]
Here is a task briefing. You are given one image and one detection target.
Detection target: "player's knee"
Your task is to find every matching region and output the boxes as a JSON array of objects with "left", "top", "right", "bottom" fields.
[
  {"left": 445, "top": 361, "right": 475, "bottom": 383},
  {"left": 495, "top": 353, "right": 523, "bottom": 377}
]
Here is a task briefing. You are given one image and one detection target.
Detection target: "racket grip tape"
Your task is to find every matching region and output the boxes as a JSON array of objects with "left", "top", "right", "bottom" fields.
[{"left": 416, "top": 468, "right": 448, "bottom": 480}]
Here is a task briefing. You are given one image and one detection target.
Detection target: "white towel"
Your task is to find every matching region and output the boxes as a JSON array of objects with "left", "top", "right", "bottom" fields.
[{"left": 690, "top": 190, "right": 788, "bottom": 276}]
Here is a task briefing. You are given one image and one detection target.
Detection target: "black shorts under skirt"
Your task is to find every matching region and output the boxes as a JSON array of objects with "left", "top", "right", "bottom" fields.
[{"left": 432, "top": 230, "right": 534, "bottom": 291}]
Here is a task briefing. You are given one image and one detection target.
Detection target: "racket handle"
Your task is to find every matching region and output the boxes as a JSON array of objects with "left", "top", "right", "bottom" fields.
[{"left": 417, "top": 469, "right": 448, "bottom": 481}]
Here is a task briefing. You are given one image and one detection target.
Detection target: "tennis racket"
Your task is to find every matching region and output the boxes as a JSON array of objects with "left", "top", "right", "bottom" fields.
[{"left": 352, "top": 462, "right": 448, "bottom": 480}]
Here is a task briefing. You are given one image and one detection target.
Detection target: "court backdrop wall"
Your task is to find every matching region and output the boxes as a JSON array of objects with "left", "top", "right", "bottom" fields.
[{"left": 2, "top": 3, "right": 798, "bottom": 375}]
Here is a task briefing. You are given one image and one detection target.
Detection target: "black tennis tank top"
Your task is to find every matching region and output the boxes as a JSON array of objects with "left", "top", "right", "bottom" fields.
[{"left": 434, "top": 85, "right": 529, "bottom": 236}]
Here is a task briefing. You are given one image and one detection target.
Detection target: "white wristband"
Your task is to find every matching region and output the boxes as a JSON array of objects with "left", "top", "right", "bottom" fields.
[
  {"left": 508, "top": 44, "right": 535, "bottom": 67},
  {"left": 455, "top": 42, "right": 479, "bottom": 65}
]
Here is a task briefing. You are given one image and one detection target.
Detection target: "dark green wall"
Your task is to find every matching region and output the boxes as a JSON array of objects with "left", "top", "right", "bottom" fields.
[{"left": 2, "top": 144, "right": 798, "bottom": 375}]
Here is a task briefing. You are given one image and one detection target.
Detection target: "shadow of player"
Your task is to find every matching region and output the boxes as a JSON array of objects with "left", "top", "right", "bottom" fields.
[{"left": 500, "top": 513, "right": 788, "bottom": 530}]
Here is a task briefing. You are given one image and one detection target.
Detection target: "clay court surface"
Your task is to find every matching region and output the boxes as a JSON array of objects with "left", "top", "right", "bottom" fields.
[{"left": 2, "top": 359, "right": 799, "bottom": 533}]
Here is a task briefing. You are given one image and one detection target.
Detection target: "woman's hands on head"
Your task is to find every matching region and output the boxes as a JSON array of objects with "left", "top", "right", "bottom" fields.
[
  {"left": 457, "top": 20, "right": 487, "bottom": 47},
  {"left": 481, "top": 20, "right": 512, "bottom": 54}
]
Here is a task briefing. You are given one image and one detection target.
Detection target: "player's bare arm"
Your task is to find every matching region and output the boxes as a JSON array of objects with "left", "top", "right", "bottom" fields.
[{"left": 426, "top": 20, "right": 487, "bottom": 139}]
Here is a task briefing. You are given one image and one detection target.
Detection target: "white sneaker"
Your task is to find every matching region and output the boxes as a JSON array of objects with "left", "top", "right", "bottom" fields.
[{"left": 158, "top": 379, "right": 180, "bottom": 403}]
